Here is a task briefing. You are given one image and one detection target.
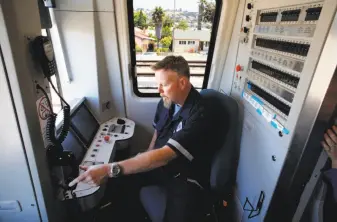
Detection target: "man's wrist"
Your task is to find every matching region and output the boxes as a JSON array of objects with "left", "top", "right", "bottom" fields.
[
  {"left": 105, "top": 164, "right": 113, "bottom": 178},
  {"left": 107, "top": 162, "right": 123, "bottom": 178}
]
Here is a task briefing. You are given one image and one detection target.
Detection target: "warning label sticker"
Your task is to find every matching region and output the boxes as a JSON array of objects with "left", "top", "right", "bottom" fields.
[
  {"left": 36, "top": 95, "right": 52, "bottom": 147},
  {"left": 38, "top": 96, "right": 51, "bottom": 120}
]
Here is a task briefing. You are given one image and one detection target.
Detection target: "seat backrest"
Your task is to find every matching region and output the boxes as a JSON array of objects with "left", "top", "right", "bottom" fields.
[{"left": 200, "top": 89, "right": 242, "bottom": 196}]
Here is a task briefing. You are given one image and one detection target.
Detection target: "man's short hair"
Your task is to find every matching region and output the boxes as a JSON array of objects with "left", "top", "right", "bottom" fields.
[{"left": 151, "top": 56, "right": 190, "bottom": 79}]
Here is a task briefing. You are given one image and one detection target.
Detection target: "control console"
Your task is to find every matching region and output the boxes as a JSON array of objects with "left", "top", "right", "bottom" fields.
[{"left": 72, "top": 117, "right": 135, "bottom": 198}]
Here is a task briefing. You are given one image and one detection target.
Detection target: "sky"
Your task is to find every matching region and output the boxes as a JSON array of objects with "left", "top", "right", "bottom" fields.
[{"left": 133, "top": 0, "right": 202, "bottom": 12}]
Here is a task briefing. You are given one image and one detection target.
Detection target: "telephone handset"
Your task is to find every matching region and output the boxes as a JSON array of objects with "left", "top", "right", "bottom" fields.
[
  {"left": 31, "top": 36, "right": 57, "bottom": 78},
  {"left": 31, "top": 36, "right": 77, "bottom": 183}
]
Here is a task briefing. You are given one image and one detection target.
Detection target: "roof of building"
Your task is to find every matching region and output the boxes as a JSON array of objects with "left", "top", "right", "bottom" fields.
[
  {"left": 173, "top": 29, "right": 211, "bottom": 41},
  {"left": 134, "top": 27, "right": 155, "bottom": 40}
]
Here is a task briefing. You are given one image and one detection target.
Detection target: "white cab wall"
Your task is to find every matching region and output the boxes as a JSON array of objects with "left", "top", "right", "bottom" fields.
[
  {"left": 50, "top": 0, "right": 126, "bottom": 123},
  {"left": 0, "top": 0, "right": 65, "bottom": 221},
  {"left": 0, "top": 25, "right": 40, "bottom": 222},
  {"left": 218, "top": 0, "right": 246, "bottom": 94},
  {"left": 114, "top": 0, "right": 160, "bottom": 152},
  {"left": 207, "top": 0, "right": 240, "bottom": 91}
]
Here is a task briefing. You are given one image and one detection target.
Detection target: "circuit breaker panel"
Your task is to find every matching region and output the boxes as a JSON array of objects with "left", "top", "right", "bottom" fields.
[{"left": 228, "top": 0, "right": 337, "bottom": 221}]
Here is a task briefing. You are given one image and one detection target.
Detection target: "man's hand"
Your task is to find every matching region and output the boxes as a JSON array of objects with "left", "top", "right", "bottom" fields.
[
  {"left": 69, "top": 164, "right": 110, "bottom": 187},
  {"left": 322, "top": 125, "right": 337, "bottom": 168}
]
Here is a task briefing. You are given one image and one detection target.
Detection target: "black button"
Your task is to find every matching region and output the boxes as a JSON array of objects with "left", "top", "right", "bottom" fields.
[
  {"left": 103, "top": 128, "right": 107, "bottom": 131},
  {"left": 246, "top": 15, "right": 251, "bottom": 22},
  {"left": 91, "top": 154, "right": 95, "bottom": 157},
  {"left": 93, "top": 149, "right": 98, "bottom": 152},
  {"left": 247, "top": 3, "right": 253, "bottom": 9},
  {"left": 117, "top": 118, "right": 125, "bottom": 125},
  {"left": 105, "top": 125, "right": 109, "bottom": 127},
  {"left": 114, "top": 135, "right": 118, "bottom": 137}
]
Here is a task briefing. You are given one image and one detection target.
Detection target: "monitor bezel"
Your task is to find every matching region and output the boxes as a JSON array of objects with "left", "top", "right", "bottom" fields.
[
  {"left": 60, "top": 128, "right": 87, "bottom": 165},
  {"left": 70, "top": 102, "right": 100, "bottom": 148}
]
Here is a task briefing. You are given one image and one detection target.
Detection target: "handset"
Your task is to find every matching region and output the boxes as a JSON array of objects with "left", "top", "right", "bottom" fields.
[
  {"left": 31, "top": 36, "right": 57, "bottom": 78},
  {"left": 31, "top": 36, "right": 75, "bottom": 180}
]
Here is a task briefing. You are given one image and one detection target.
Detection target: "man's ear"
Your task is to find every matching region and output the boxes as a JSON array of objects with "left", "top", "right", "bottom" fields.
[{"left": 179, "top": 76, "right": 188, "bottom": 89}]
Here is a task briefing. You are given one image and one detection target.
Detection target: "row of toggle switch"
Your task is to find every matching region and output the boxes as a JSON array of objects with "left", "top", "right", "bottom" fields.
[{"left": 255, "top": 38, "right": 310, "bottom": 57}]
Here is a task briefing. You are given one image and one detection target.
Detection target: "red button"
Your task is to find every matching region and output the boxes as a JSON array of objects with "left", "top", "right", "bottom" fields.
[
  {"left": 104, "top": 136, "right": 110, "bottom": 142},
  {"left": 236, "top": 65, "right": 242, "bottom": 72},
  {"left": 96, "top": 144, "right": 100, "bottom": 147}
]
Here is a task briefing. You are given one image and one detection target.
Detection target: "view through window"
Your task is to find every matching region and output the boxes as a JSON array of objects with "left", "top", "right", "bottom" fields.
[{"left": 129, "top": 0, "right": 220, "bottom": 95}]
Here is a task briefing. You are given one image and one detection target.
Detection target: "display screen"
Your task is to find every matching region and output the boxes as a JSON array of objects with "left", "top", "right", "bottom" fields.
[{"left": 71, "top": 103, "right": 99, "bottom": 147}]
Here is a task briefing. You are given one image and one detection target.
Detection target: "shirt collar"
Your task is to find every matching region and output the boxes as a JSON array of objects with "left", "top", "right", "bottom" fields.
[{"left": 173, "top": 86, "right": 200, "bottom": 120}]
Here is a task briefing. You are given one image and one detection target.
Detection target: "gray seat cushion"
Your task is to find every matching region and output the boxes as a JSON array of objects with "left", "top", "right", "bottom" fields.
[{"left": 139, "top": 186, "right": 166, "bottom": 222}]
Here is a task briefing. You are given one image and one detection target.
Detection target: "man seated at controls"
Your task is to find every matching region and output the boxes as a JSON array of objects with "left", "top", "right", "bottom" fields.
[{"left": 69, "top": 56, "right": 227, "bottom": 221}]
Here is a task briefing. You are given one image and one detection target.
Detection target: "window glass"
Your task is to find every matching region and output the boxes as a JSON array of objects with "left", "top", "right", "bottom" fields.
[{"left": 128, "top": 0, "right": 221, "bottom": 95}]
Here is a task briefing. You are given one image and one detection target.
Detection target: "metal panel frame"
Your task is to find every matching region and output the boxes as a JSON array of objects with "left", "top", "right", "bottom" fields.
[
  {"left": 0, "top": 1, "right": 66, "bottom": 221},
  {"left": 265, "top": 10, "right": 337, "bottom": 222}
]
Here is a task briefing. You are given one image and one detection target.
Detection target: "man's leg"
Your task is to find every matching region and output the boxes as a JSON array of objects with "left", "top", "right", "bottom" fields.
[
  {"left": 164, "top": 178, "right": 207, "bottom": 222},
  {"left": 106, "top": 168, "right": 167, "bottom": 220}
]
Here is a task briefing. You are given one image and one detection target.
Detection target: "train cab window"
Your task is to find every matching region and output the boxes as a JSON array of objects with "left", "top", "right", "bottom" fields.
[{"left": 127, "top": 0, "right": 222, "bottom": 96}]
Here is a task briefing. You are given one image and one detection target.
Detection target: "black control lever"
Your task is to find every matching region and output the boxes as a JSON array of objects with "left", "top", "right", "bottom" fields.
[{"left": 117, "top": 118, "right": 125, "bottom": 125}]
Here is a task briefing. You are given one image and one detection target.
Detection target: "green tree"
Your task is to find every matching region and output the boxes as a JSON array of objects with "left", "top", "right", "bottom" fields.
[
  {"left": 148, "top": 33, "right": 158, "bottom": 41},
  {"left": 200, "top": 0, "right": 215, "bottom": 23},
  {"left": 160, "top": 36, "right": 172, "bottom": 48},
  {"left": 163, "top": 15, "right": 174, "bottom": 28},
  {"left": 177, "top": 20, "right": 189, "bottom": 30},
  {"left": 134, "top": 10, "right": 148, "bottom": 29},
  {"left": 152, "top": 7, "right": 165, "bottom": 41},
  {"left": 198, "top": 0, "right": 205, "bottom": 30},
  {"left": 135, "top": 44, "right": 143, "bottom": 52},
  {"left": 161, "top": 26, "right": 172, "bottom": 38}
]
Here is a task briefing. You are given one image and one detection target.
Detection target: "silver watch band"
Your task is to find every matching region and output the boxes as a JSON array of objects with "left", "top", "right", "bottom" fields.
[{"left": 109, "top": 162, "right": 121, "bottom": 178}]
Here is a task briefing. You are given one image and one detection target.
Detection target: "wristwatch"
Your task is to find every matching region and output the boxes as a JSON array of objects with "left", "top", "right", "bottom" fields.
[{"left": 109, "top": 162, "right": 122, "bottom": 178}]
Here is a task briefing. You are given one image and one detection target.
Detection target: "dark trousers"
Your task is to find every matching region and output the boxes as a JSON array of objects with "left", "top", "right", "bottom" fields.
[{"left": 109, "top": 168, "right": 208, "bottom": 222}]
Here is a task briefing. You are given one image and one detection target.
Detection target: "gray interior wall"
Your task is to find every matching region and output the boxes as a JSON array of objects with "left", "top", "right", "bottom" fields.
[
  {"left": 0, "top": 25, "right": 40, "bottom": 222},
  {"left": 207, "top": 0, "right": 240, "bottom": 91},
  {"left": 0, "top": 0, "right": 66, "bottom": 221},
  {"left": 114, "top": 0, "right": 161, "bottom": 153},
  {"left": 50, "top": 0, "right": 126, "bottom": 123},
  {"left": 218, "top": 0, "right": 246, "bottom": 94}
]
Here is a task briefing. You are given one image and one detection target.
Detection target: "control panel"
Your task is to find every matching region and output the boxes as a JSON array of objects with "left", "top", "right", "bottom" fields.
[
  {"left": 71, "top": 117, "right": 135, "bottom": 198},
  {"left": 226, "top": 0, "right": 337, "bottom": 221},
  {"left": 232, "top": 1, "right": 326, "bottom": 133}
]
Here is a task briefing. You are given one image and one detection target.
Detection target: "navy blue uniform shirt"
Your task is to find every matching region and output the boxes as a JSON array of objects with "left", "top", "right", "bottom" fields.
[{"left": 152, "top": 87, "right": 225, "bottom": 188}]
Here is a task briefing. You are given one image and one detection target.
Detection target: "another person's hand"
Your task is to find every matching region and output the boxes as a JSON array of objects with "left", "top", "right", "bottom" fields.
[
  {"left": 322, "top": 125, "right": 337, "bottom": 168},
  {"left": 69, "top": 164, "right": 110, "bottom": 187}
]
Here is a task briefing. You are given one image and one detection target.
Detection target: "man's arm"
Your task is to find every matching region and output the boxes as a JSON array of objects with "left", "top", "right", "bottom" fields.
[
  {"left": 117, "top": 145, "right": 176, "bottom": 175},
  {"left": 147, "top": 130, "right": 157, "bottom": 151},
  {"left": 68, "top": 146, "right": 177, "bottom": 187}
]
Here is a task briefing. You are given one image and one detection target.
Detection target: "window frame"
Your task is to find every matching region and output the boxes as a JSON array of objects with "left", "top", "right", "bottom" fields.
[{"left": 127, "top": 0, "right": 223, "bottom": 97}]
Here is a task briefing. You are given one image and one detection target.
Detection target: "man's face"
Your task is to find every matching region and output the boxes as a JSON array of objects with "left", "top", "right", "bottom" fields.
[{"left": 155, "top": 69, "right": 185, "bottom": 108}]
